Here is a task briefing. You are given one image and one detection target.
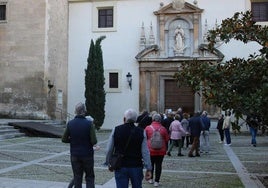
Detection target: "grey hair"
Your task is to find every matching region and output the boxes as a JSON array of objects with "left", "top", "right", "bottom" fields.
[
  {"left": 124, "top": 109, "right": 138, "bottom": 123},
  {"left": 152, "top": 113, "right": 162, "bottom": 122},
  {"left": 75, "top": 102, "right": 86, "bottom": 115},
  {"left": 202, "top": 111, "right": 208, "bottom": 116}
]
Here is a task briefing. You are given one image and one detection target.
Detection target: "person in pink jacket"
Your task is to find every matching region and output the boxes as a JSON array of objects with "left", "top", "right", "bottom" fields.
[
  {"left": 145, "top": 113, "right": 169, "bottom": 187},
  {"left": 167, "top": 114, "right": 187, "bottom": 156}
]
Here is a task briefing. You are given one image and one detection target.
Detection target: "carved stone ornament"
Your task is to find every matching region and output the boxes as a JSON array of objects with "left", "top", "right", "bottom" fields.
[{"left": 172, "top": 0, "right": 185, "bottom": 10}]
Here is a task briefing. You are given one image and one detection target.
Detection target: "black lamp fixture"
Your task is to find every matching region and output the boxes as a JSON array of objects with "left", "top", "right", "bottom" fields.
[
  {"left": 48, "top": 80, "right": 54, "bottom": 94},
  {"left": 126, "top": 72, "right": 132, "bottom": 90}
]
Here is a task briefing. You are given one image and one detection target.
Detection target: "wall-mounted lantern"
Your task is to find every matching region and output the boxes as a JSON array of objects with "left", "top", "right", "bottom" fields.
[{"left": 48, "top": 80, "right": 54, "bottom": 94}]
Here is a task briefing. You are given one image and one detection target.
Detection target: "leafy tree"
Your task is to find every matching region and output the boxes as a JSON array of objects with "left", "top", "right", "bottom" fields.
[
  {"left": 85, "top": 36, "right": 106, "bottom": 129},
  {"left": 174, "top": 11, "right": 268, "bottom": 125}
]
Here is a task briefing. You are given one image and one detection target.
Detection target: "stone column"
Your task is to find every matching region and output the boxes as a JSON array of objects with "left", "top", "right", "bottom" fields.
[
  {"left": 159, "top": 15, "right": 166, "bottom": 57},
  {"left": 139, "top": 70, "right": 147, "bottom": 112},
  {"left": 150, "top": 72, "right": 158, "bottom": 111},
  {"left": 193, "top": 13, "right": 200, "bottom": 56}
]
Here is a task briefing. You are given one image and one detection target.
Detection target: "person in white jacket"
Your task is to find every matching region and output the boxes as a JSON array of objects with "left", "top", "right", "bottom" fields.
[{"left": 223, "top": 111, "right": 232, "bottom": 146}]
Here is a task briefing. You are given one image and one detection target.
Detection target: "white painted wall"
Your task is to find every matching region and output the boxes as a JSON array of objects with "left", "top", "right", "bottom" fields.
[
  {"left": 68, "top": 2, "right": 92, "bottom": 116},
  {"left": 68, "top": 0, "right": 260, "bottom": 129}
]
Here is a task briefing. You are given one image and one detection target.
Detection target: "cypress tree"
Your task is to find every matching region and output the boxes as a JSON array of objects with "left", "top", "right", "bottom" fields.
[{"left": 85, "top": 36, "right": 106, "bottom": 129}]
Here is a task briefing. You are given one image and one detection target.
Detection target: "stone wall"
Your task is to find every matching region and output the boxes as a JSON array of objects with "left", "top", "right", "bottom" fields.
[{"left": 0, "top": 0, "right": 68, "bottom": 120}]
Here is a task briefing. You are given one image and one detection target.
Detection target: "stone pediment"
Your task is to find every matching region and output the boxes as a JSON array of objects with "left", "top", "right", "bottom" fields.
[
  {"left": 135, "top": 43, "right": 224, "bottom": 62},
  {"left": 154, "top": 2, "right": 203, "bottom": 15},
  {"left": 135, "top": 45, "right": 160, "bottom": 60}
]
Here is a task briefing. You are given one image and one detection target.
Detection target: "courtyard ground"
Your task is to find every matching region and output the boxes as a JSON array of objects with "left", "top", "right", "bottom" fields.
[{"left": 0, "top": 121, "right": 267, "bottom": 188}]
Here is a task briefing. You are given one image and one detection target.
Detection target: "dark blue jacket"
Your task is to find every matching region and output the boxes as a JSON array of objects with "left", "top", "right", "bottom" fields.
[
  {"left": 114, "top": 123, "right": 144, "bottom": 168},
  {"left": 63, "top": 115, "right": 97, "bottom": 157},
  {"left": 189, "top": 115, "right": 202, "bottom": 137},
  {"left": 201, "top": 116, "right": 211, "bottom": 131}
]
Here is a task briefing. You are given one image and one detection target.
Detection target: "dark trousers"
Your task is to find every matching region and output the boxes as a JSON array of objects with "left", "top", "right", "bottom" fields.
[
  {"left": 218, "top": 129, "right": 224, "bottom": 142},
  {"left": 182, "top": 136, "right": 190, "bottom": 148},
  {"left": 71, "top": 155, "right": 95, "bottom": 188},
  {"left": 150, "top": 155, "right": 164, "bottom": 183},
  {"left": 189, "top": 136, "right": 200, "bottom": 156}
]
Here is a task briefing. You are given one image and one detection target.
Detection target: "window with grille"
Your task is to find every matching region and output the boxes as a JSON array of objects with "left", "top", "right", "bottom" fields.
[
  {"left": 92, "top": 2, "right": 117, "bottom": 32},
  {"left": 109, "top": 72, "right": 118, "bottom": 88},
  {"left": 0, "top": 4, "right": 6, "bottom": 21},
  {"left": 105, "top": 70, "right": 121, "bottom": 92},
  {"left": 98, "top": 8, "right": 113, "bottom": 28},
  {"left": 251, "top": 2, "right": 268, "bottom": 22}
]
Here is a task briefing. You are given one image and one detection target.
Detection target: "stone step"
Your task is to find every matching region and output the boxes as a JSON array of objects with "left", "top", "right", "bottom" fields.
[
  {"left": 0, "top": 124, "right": 25, "bottom": 140},
  {"left": 0, "top": 128, "right": 21, "bottom": 134},
  {"left": 0, "top": 125, "right": 13, "bottom": 129},
  {"left": 0, "top": 119, "right": 66, "bottom": 140},
  {"left": 0, "top": 132, "right": 25, "bottom": 140}
]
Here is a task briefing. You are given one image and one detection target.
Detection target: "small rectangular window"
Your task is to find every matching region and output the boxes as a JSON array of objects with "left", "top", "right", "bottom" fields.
[
  {"left": 98, "top": 8, "right": 113, "bottom": 28},
  {"left": 92, "top": 2, "right": 117, "bottom": 32},
  {"left": 109, "top": 72, "right": 118, "bottom": 88},
  {"left": 105, "top": 69, "right": 121, "bottom": 92},
  {"left": 0, "top": 4, "right": 6, "bottom": 21},
  {"left": 251, "top": 2, "right": 268, "bottom": 22}
]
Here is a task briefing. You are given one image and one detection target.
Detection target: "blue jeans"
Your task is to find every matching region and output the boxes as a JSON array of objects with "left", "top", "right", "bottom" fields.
[
  {"left": 71, "top": 155, "right": 95, "bottom": 188},
  {"left": 224, "top": 128, "right": 231, "bottom": 144},
  {"left": 250, "top": 127, "right": 257, "bottom": 145},
  {"left": 200, "top": 130, "right": 210, "bottom": 152},
  {"left": 115, "top": 167, "right": 144, "bottom": 188}
]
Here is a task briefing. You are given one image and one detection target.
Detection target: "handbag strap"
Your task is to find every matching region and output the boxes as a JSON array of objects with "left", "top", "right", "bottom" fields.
[
  {"left": 113, "top": 126, "right": 135, "bottom": 155},
  {"left": 123, "top": 127, "right": 135, "bottom": 153}
]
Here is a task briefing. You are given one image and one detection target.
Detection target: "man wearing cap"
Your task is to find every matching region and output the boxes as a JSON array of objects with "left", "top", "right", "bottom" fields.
[{"left": 62, "top": 102, "right": 97, "bottom": 188}]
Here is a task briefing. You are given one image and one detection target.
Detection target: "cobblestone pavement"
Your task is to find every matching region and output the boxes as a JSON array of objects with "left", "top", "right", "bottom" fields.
[{"left": 0, "top": 124, "right": 267, "bottom": 188}]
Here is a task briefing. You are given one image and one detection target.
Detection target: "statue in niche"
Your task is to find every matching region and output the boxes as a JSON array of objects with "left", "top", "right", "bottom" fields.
[{"left": 174, "top": 25, "right": 186, "bottom": 55}]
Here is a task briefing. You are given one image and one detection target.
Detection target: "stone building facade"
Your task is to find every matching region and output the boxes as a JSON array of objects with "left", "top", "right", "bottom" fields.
[
  {"left": 0, "top": 0, "right": 68, "bottom": 120},
  {"left": 0, "top": 0, "right": 265, "bottom": 129}
]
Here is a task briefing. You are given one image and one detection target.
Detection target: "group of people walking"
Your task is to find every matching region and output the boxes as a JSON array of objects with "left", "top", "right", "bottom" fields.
[
  {"left": 61, "top": 102, "right": 260, "bottom": 188},
  {"left": 105, "top": 107, "right": 215, "bottom": 187}
]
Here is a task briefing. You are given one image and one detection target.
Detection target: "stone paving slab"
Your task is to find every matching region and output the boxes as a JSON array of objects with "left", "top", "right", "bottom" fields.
[{"left": 0, "top": 126, "right": 267, "bottom": 188}]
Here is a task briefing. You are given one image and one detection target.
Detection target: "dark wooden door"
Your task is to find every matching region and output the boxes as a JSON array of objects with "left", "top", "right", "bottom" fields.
[{"left": 164, "top": 79, "right": 194, "bottom": 114}]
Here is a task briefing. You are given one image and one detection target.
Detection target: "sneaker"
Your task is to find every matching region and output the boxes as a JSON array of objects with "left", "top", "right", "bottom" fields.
[
  {"left": 167, "top": 152, "right": 171, "bottom": 156},
  {"left": 228, "top": 143, "right": 232, "bottom": 146},
  {"left": 219, "top": 141, "right": 222, "bottom": 143},
  {"left": 154, "top": 182, "right": 159, "bottom": 187},
  {"left": 148, "top": 179, "right": 153, "bottom": 184},
  {"left": 177, "top": 153, "right": 184, "bottom": 156},
  {"left": 195, "top": 154, "right": 200, "bottom": 157}
]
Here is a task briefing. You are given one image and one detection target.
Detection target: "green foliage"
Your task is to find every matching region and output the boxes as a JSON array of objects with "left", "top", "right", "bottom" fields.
[
  {"left": 174, "top": 11, "right": 268, "bottom": 125},
  {"left": 85, "top": 36, "right": 106, "bottom": 130}
]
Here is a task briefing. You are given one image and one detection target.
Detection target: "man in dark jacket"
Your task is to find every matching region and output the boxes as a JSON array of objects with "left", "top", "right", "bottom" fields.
[
  {"left": 62, "top": 102, "right": 97, "bottom": 188},
  {"left": 188, "top": 112, "right": 202, "bottom": 157},
  {"left": 106, "top": 109, "right": 152, "bottom": 188}
]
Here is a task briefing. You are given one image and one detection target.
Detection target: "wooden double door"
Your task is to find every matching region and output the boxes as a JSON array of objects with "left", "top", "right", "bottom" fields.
[{"left": 164, "top": 79, "right": 194, "bottom": 114}]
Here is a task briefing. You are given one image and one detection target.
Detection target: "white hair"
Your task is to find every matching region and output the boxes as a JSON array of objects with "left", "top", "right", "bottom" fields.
[
  {"left": 152, "top": 113, "right": 162, "bottom": 122},
  {"left": 124, "top": 109, "right": 138, "bottom": 123},
  {"left": 75, "top": 102, "right": 86, "bottom": 115}
]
